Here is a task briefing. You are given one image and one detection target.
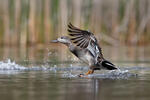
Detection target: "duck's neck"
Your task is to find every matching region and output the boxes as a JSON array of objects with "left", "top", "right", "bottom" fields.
[{"left": 65, "top": 42, "right": 75, "bottom": 51}]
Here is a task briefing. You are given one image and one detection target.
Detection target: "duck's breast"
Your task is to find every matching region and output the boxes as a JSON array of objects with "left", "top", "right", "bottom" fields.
[{"left": 78, "top": 49, "right": 95, "bottom": 65}]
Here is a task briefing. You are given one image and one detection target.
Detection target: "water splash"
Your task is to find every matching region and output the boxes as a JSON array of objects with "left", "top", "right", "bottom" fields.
[
  {"left": 0, "top": 59, "right": 87, "bottom": 71},
  {"left": 62, "top": 72, "right": 78, "bottom": 78},
  {"left": 62, "top": 69, "right": 137, "bottom": 79},
  {"left": 88, "top": 69, "right": 137, "bottom": 79},
  {"left": 0, "top": 59, "right": 50, "bottom": 71},
  {"left": 0, "top": 59, "right": 27, "bottom": 70},
  {"left": 0, "top": 59, "right": 138, "bottom": 79}
]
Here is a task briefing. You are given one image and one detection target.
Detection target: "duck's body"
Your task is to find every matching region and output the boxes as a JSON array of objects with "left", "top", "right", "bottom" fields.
[
  {"left": 51, "top": 23, "right": 117, "bottom": 76},
  {"left": 69, "top": 44, "right": 95, "bottom": 67}
]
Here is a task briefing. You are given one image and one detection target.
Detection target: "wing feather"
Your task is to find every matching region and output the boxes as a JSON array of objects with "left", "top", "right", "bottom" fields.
[
  {"left": 68, "top": 23, "right": 91, "bottom": 48},
  {"left": 68, "top": 22, "right": 104, "bottom": 63}
]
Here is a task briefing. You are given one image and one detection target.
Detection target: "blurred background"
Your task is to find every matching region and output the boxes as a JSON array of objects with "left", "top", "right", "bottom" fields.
[
  {"left": 0, "top": 0, "right": 150, "bottom": 65},
  {"left": 0, "top": 0, "right": 150, "bottom": 46}
]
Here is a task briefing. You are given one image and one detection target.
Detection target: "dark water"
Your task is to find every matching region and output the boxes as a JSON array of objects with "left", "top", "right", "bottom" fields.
[{"left": 0, "top": 45, "right": 150, "bottom": 100}]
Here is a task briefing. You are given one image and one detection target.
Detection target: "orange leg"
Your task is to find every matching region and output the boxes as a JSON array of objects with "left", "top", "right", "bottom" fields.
[
  {"left": 85, "top": 69, "right": 94, "bottom": 75},
  {"left": 78, "top": 69, "right": 94, "bottom": 77}
]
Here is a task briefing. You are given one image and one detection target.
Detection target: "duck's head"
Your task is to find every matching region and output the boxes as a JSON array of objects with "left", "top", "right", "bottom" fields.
[{"left": 51, "top": 36, "right": 71, "bottom": 45}]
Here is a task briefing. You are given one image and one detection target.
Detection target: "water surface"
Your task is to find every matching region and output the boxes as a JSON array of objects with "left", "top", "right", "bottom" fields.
[{"left": 0, "top": 45, "right": 150, "bottom": 100}]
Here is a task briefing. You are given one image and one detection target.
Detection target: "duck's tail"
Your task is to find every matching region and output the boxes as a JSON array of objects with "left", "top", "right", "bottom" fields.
[{"left": 101, "top": 60, "right": 117, "bottom": 70}]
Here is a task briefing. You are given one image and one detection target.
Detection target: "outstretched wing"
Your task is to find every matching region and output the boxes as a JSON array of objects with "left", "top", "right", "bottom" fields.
[
  {"left": 68, "top": 23, "right": 103, "bottom": 62},
  {"left": 68, "top": 23, "right": 97, "bottom": 48}
]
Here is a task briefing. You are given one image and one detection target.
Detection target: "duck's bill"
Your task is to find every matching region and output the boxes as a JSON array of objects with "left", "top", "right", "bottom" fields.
[{"left": 51, "top": 39, "right": 58, "bottom": 43}]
